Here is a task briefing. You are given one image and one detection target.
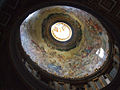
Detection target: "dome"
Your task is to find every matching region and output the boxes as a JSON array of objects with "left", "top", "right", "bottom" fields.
[{"left": 20, "top": 6, "right": 111, "bottom": 79}]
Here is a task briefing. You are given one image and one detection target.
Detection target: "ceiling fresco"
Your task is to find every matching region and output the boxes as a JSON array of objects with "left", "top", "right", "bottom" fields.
[{"left": 20, "top": 6, "right": 110, "bottom": 79}]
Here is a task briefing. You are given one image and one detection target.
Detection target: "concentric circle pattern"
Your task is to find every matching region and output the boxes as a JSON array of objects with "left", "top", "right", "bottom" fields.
[
  {"left": 20, "top": 6, "right": 110, "bottom": 79},
  {"left": 42, "top": 13, "right": 82, "bottom": 51},
  {"left": 51, "top": 22, "right": 72, "bottom": 42}
]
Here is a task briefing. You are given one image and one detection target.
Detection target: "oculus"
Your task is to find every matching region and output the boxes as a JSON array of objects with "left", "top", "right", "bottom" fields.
[{"left": 51, "top": 22, "right": 72, "bottom": 42}]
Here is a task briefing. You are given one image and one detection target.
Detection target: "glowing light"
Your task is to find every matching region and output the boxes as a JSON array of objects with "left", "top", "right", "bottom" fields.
[
  {"left": 96, "top": 48, "right": 105, "bottom": 58},
  {"left": 51, "top": 22, "right": 72, "bottom": 42}
]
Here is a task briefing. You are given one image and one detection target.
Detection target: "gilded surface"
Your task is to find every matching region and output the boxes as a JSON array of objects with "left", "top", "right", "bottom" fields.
[{"left": 51, "top": 22, "right": 72, "bottom": 42}]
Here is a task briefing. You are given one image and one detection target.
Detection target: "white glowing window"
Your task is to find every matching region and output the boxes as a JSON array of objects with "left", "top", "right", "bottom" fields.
[
  {"left": 51, "top": 22, "right": 72, "bottom": 42},
  {"left": 96, "top": 48, "right": 105, "bottom": 59}
]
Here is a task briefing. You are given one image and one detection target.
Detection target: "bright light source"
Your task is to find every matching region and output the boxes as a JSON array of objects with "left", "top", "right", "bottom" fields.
[
  {"left": 51, "top": 22, "right": 72, "bottom": 42},
  {"left": 96, "top": 48, "right": 105, "bottom": 58}
]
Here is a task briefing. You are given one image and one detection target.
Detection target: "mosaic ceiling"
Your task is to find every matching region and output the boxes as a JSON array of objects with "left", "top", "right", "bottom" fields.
[{"left": 20, "top": 6, "right": 110, "bottom": 79}]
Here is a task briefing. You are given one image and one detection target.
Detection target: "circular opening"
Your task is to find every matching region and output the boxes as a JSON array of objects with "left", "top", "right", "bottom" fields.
[{"left": 51, "top": 22, "right": 72, "bottom": 42}]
